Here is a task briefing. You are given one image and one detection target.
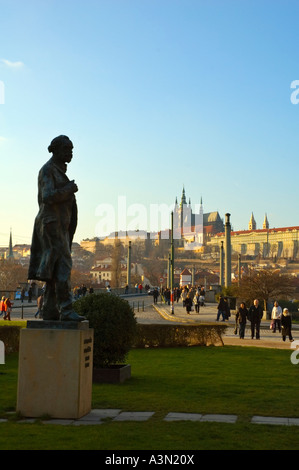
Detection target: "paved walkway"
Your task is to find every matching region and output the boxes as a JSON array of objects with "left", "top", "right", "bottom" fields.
[
  {"left": 151, "top": 301, "right": 299, "bottom": 349},
  {"left": 2, "top": 409, "right": 299, "bottom": 426}
]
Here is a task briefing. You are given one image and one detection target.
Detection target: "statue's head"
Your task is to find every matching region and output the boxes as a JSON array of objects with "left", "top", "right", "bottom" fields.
[{"left": 48, "top": 135, "right": 73, "bottom": 163}]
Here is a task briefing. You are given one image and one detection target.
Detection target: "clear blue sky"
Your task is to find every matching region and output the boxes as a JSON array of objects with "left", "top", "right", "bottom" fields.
[{"left": 1, "top": 0, "right": 299, "bottom": 247}]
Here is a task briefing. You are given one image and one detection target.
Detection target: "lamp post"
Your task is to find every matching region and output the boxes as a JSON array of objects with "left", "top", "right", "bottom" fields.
[
  {"left": 127, "top": 241, "right": 131, "bottom": 290},
  {"left": 170, "top": 211, "right": 174, "bottom": 314},
  {"left": 225, "top": 213, "right": 232, "bottom": 287}
]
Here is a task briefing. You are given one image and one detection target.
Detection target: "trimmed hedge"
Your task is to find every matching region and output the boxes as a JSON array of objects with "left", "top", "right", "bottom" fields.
[
  {"left": 134, "top": 323, "right": 227, "bottom": 348},
  {"left": 0, "top": 321, "right": 228, "bottom": 357},
  {"left": 0, "top": 326, "right": 21, "bottom": 354}
]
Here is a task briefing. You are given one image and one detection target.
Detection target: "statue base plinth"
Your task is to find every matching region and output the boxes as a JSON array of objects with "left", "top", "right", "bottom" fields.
[{"left": 17, "top": 321, "right": 94, "bottom": 419}]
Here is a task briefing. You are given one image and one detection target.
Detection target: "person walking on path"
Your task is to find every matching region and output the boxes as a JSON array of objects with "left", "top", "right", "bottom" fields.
[
  {"left": 185, "top": 294, "right": 193, "bottom": 315},
  {"left": 235, "top": 302, "right": 248, "bottom": 339},
  {"left": 3, "top": 298, "right": 13, "bottom": 321},
  {"left": 194, "top": 292, "right": 200, "bottom": 313},
  {"left": 271, "top": 301, "right": 282, "bottom": 333},
  {"left": 153, "top": 288, "right": 159, "bottom": 304},
  {"left": 216, "top": 296, "right": 226, "bottom": 321},
  {"left": 181, "top": 288, "right": 187, "bottom": 307},
  {"left": 281, "top": 308, "right": 294, "bottom": 342},
  {"left": 35, "top": 294, "right": 44, "bottom": 318},
  {"left": 223, "top": 297, "right": 231, "bottom": 321},
  {"left": 0, "top": 297, "right": 6, "bottom": 318},
  {"left": 248, "top": 299, "right": 263, "bottom": 339}
]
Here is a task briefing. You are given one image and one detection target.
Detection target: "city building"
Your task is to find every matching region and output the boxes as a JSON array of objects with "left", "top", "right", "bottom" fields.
[{"left": 208, "top": 213, "right": 299, "bottom": 260}]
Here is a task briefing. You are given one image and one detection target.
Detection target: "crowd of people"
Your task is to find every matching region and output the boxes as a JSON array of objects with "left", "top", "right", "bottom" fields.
[
  {"left": 0, "top": 283, "right": 295, "bottom": 343},
  {"left": 233, "top": 298, "right": 294, "bottom": 342},
  {"left": 159, "top": 285, "right": 206, "bottom": 313}
]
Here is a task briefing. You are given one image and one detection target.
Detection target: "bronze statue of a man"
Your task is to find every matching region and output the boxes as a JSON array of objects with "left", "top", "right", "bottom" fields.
[{"left": 28, "top": 135, "right": 84, "bottom": 321}]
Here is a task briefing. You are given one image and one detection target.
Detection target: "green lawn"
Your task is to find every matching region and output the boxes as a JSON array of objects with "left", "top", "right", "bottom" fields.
[{"left": 1, "top": 345, "right": 299, "bottom": 450}]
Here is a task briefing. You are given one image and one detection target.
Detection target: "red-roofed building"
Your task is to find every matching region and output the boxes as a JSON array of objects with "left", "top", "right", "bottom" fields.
[{"left": 208, "top": 213, "right": 299, "bottom": 260}]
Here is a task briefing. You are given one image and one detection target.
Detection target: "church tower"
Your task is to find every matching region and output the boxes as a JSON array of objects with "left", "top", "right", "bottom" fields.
[
  {"left": 248, "top": 213, "right": 256, "bottom": 231},
  {"left": 263, "top": 213, "right": 269, "bottom": 229},
  {"left": 7, "top": 228, "right": 14, "bottom": 259}
]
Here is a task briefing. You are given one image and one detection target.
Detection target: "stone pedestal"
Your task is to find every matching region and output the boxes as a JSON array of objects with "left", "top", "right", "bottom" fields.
[{"left": 17, "top": 321, "right": 93, "bottom": 419}]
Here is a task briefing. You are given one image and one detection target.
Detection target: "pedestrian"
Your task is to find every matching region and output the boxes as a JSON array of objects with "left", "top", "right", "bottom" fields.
[
  {"left": 235, "top": 302, "right": 248, "bottom": 339},
  {"left": 164, "top": 288, "right": 170, "bottom": 305},
  {"left": 4, "top": 298, "right": 13, "bottom": 321},
  {"left": 248, "top": 299, "right": 263, "bottom": 339},
  {"left": 181, "top": 288, "right": 187, "bottom": 307},
  {"left": 153, "top": 288, "right": 159, "bottom": 304},
  {"left": 271, "top": 301, "right": 282, "bottom": 333},
  {"left": 223, "top": 297, "right": 231, "bottom": 320},
  {"left": 176, "top": 287, "right": 181, "bottom": 302},
  {"left": 281, "top": 308, "right": 293, "bottom": 342},
  {"left": 216, "top": 296, "right": 226, "bottom": 321},
  {"left": 200, "top": 286, "right": 205, "bottom": 306},
  {"left": 194, "top": 292, "right": 200, "bottom": 313},
  {"left": 35, "top": 294, "right": 43, "bottom": 318},
  {"left": 185, "top": 294, "right": 192, "bottom": 315},
  {"left": 0, "top": 296, "right": 6, "bottom": 317}
]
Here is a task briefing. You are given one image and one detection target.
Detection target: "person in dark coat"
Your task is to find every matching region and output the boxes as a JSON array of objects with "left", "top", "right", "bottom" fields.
[
  {"left": 281, "top": 308, "right": 293, "bottom": 342},
  {"left": 28, "top": 135, "right": 84, "bottom": 322},
  {"left": 248, "top": 299, "right": 263, "bottom": 339},
  {"left": 153, "top": 288, "right": 159, "bottom": 304},
  {"left": 235, "top": 302, "right": 248, "bottom": 339},
  {"left": 216, "top": 296, "right": 226, "bottom": 321},
  {"left": 185, "top": 294, "right": 193, "bottom": 314}
]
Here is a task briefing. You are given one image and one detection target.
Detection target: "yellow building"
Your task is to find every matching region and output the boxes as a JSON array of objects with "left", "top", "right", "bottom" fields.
[{"left": 208, "top": 214, "right": 299, "bottom": 260}]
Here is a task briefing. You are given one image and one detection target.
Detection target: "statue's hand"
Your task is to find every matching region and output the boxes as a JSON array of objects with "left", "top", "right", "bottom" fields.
[{"left": 67, "top": 180, "right": 78, "bottom": 193}]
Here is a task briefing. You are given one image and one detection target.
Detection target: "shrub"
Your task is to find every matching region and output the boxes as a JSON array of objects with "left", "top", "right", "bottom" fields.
[
  {"left": 0, "top": 326, "right": 22, "bottom": 354},
  {"left": 134, "top": 323, "right": 227, "bottom": 348},
  {"left": 74, "top": 293, "right": 137, "bottom": 368}
]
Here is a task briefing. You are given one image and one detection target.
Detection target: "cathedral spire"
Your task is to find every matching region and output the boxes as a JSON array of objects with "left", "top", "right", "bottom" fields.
[
  {"left": 180, "top": 186, "right": 187, "bottom": 207},
  {"left": 263, "top": 213, "right": 269, "bottom": 229},
  {"left": 8, "top": 228, "right": 14, "bottom": 259}
]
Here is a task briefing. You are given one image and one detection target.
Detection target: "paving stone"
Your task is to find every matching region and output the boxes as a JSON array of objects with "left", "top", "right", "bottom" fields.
[
  {"left": 201, "top": 414, "right": 238, "bottom": 423},
  {"left": 84, "top": 409, "right": 121, "bottom": 419},
  {"left": 251, "top": 416, "right": 289, "bottom": 425},
  {"left": 42, "top": 419, "right": 75, "bottom": 425},
  {"left": 113, "top": 411, "right": 155, "bottom": 421},
  {"left": 17, "top": 419, "right": 37, "bottom": 424},
  {"left": 288, "top": 418, "right": 299, "bottom": 426},
  {"left": 72, "top": 420, "right": 104, "bottom": 426},
  {"left": 164, "top": 412, "right": 202, "bottom": 421},
  {"left": 0, "top": 419, "right": 7, "bottom": 423}
]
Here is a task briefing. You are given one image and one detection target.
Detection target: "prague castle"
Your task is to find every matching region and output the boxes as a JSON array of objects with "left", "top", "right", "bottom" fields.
[{"left": 208, "top": 213, "right": 299, "bottom": 260}]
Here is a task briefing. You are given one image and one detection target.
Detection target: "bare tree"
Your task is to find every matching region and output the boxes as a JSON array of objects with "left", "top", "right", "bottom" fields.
[
  {"left": 0, "top": 259, "right": 28, "bottom": 290},
  {"left": 235, "top": 268, "right": 296, "bottom": 311}
]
